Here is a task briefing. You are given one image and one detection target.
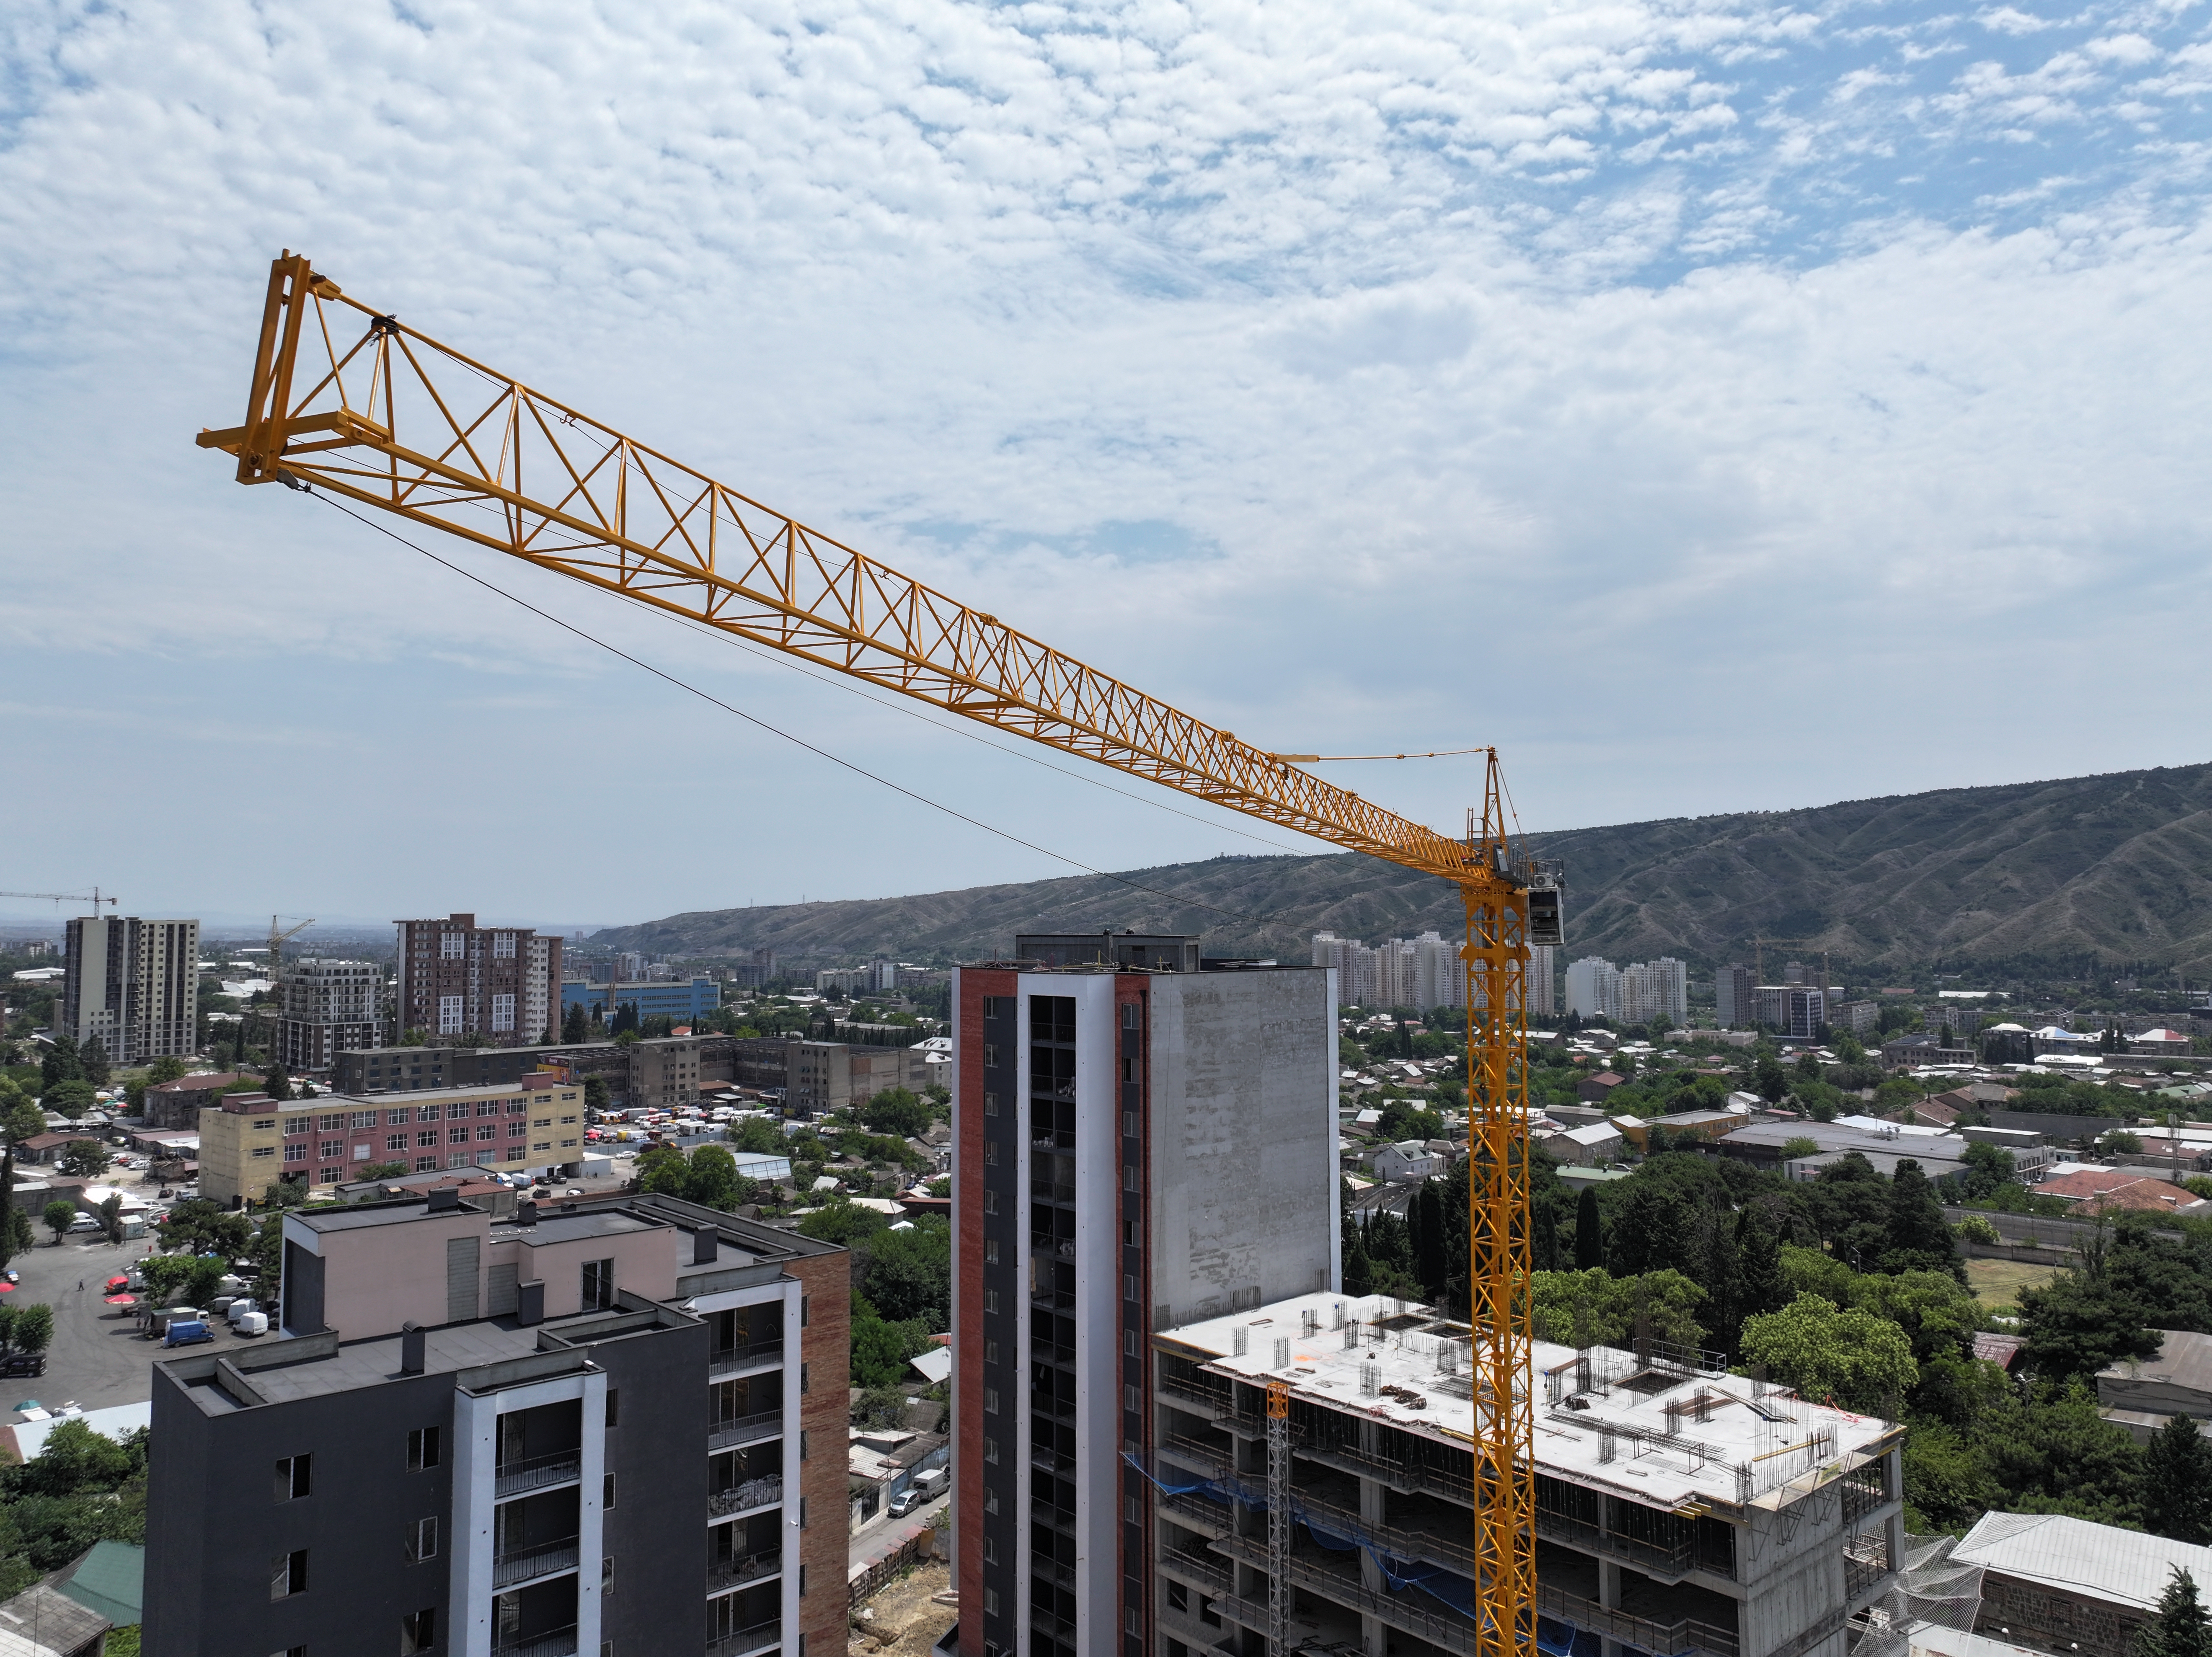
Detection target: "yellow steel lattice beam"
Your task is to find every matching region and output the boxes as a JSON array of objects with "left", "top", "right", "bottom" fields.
[{"left": 196, "top": 252, "right": 1535, "bottom": 1657}]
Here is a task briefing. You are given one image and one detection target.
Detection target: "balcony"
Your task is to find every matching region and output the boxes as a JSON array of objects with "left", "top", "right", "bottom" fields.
[
  {"left": 492, "top": 1626, "right": 578, "bottom": 1657},
  {"left": 709, "top": 1411, "right": 783, "bottom": 1452},
  {"left": 710, "top": 1475, "right": 782, "bottom": 1519},
  {"left": 705, "top": 1622, "right": 783, "bottom": 1657},
  {"left": 1159, "top": 1544, "right": 1233, "bottom": 1597},
  {"left": 494, "top": 1450, "right": 581, "bottom": 1499},
  {"left": 1535, "top": 1582, "right": 1739, "bottom": 1657},
  {"left": 707, "top": 1548, "right": 783, "bottom": 1596},
  {"left": 494, "top": 1535, "right": 580, "bottom": 1589},
  {"left": 709, "top": 1340, "right": 785, "bottom": 1378}
]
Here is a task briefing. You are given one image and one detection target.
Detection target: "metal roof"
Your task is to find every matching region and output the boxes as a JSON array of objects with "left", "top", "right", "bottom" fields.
[{"left": 1954, "top": 1512, "right": 2212, "bottom": 1610}]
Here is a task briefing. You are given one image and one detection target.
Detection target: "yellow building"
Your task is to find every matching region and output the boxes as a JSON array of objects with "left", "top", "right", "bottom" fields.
[{"left": 198, "top": 1071, "right": 586, "bottom": 1206}]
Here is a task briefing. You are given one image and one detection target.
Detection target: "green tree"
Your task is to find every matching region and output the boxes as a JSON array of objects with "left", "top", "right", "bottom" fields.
[
  {"left": 145, "top": 1056, "right": 187, "bottom": 1086},
  {"left": 41, "top": 1202, "right": 74, "bottom": 1244},
  {"left": 1739, "top": 1293, "right": 1917, "bottom": 1412},
  {"left": 561, "top": 1002, "right": 589, "bottom": 1043},
  {"left": 1781, "top": 1136, "right": 1820, "bottom": 1159},
  {"left": 97, "top": 1194, "right": 124, "bottom": 1246},
  {"left": 359, "top": 1161, "right": 408, "bottom": 1181},
  {"left": 1883, "top": 1161, "right": 1962, "bottom": 1279},
  {"left": 10, "top": 1417, "right": 139, "bottom": 1497},
  {"left": 77, "top": 1039, "right": 110, "bottom": 1089},
  {"left": 1961, "top": 1143, "right": 2017, "bottom": 1201},
  {"left": 1414, "top": 1182, "right": 1449, "bottom": 1303},
  {"left": 2020, "top": 1260, "right": 2160, "bottom": 1382},
  {"left": 1753, "top": 1052, "right": 1788, "bottom": 1104},
  {"left": 583, "top": 1076, "right": 611, "bottom": 1112},
  {"left": 2135, "top": 1569, "right": 2212, "bottom": 1657},
  {"left": 635, "top": 1144, "right": 690, "bottom": 1199},
  {"left": 155, "top": 1198, "right": 253, "bottom": 1260},
  {"left": 41, "top": 1079, "right": 94, "bottom": 1118},
  {"left": 261, "top": 1064, "right": 292, "bottom": 1102},
  {"left": 862, "top": 1088, "right": 933, "bottom": 1139},
  {"left": 2144, "top": 1416, "right": 2212, "bottom": 1545},
  {"left": 797, "top": 1197, "right": 889, "bottom": 1247},
  {"left": 39, "top": 1035, "right": 81, "bottom": 1092},
  {"left": 850, "top": 1293, "right": 934, "bottom": 1389},
  {"left": 683, "top": 1144, "right": 744, "bottom": 1211},
  {"left": 1573, "top": 1187, "right": 1604, "bottom": 1271},
  {"left": 0, "top": 1095, "right": 47, "bottom": 1147},
  {"left": 58, "top": 1141, "right": 107, "bottom": 1181},
  {"left": 10, "top": 1304, "right": 51, "bottom": 1354},
  {"left": 1737, "top": 1207, "right": 1786, "bottom": 1319},
  {"left": 1529, "top": 1268, "right": 1708, "bottom": 1350},
  {"left": 864, "top": 1216, "right": 951, "bottom": 1327},
  {"left": 2100, "top": 1128, "right": 2145, "bottom": 1157}
]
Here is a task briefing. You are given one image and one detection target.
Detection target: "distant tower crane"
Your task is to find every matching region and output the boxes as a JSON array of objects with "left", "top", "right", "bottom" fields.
[
  {"left": 0, "top": 888, "right": 117, "bottom": 911},
  {"left": 195, "top": 253, "right": 1565, "bottom": 1656},
  {"left": 263, "top": 915, "right": 315, "bottom": 1067}
]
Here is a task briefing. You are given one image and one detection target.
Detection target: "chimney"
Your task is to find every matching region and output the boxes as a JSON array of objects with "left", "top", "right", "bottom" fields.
[
  {"left": 400, "top": 1320, "right": 426, "bottom": 1375},
  {"left": 693, "top": 1228, "right": 718, "bottom": 1266},
  {"left": 426, "top": 1186, "right": 460, "bottom": 1214},
  {"left": 516, "top": 1281, "right": 545, "bottom": 1327}
]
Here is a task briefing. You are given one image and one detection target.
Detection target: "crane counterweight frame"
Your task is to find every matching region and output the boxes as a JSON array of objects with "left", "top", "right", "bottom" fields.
[{"left": 198, "top": 252, "right": 1540, "bottom": 1657}]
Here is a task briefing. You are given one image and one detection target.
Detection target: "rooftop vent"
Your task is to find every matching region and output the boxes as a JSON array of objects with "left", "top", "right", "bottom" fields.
[
  {"left": 426, "top": 1187, "right": 460, "bottom": 1214},
  {"left": 399, "top": 1320, "right": 425, "bottom": 1375},
  {"left": 693, "top": 1228, "right": 719, "bottom": 1266}
]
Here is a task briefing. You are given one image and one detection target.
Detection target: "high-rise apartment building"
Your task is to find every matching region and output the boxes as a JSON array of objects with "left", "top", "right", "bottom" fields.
[
  {"left": 61, "top": 915, "right": 200, "bottom": 1063},
  {"left": 1755, "top": 986, "right": 1827, "bottom": 1040},
  {"left": 278, "top": 957, "right": 385, "bottom": 1072},
  {"left": 1527, "top": 944, "right": 1557, "bottom": 1017},
  {"left": 1716, "top": 964, "right": 1754, "bottom": 1029},
  {"left": 951, "top": 952, "right": 1339, "bottom": 1657},
  {"left": 1309, "top": 934, "right": 1376, "bottom": 1008},
  {"left": 397, "top": 914, "right": 563, "bottom": 1048},
  {"left": 1619, "top": 958, "right": 1688, "bottom": 1028},
  {"left": 146, "top": 1188, "right": 849, "bottom": 1657},
  {"left": 1564, "top": 956, "right": 1623, "bottom": 1022}
]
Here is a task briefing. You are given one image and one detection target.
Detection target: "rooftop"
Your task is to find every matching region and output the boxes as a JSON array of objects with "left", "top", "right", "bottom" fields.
[
  {"left": 1158, "top": 1290, "right": 1897, "bottom": 1514},
  {"left": 1953, "top": 1511, "right": 2212, "bottom": 1610},
  {"left": 2098, "top": 1328, "right": 2212, "bottom": 1395}
]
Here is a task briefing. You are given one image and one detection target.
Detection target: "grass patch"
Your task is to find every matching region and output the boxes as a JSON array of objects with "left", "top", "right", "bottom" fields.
[{"left": 1966, "top": 1257, "right": 2058, "bottom": 1310}]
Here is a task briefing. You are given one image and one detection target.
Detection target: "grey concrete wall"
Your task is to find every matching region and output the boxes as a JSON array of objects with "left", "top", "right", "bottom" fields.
[{"left": 1146, "top": 968, "right": 1338, "bottom": 1327}]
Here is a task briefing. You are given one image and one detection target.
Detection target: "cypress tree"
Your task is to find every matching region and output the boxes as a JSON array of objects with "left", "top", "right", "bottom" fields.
[
  {"left": 2145, "top": 1416, "right": 2212, "bottom": 1546},
  {"left": 1702, "top": 1212, "right": 1743, "bottom": 1359},
  {"left": 2135, "top": 1568, "right": 2211, "bottom": 1657},
  {"left": 1343, "top": 1221, "right": 1374, "bottom": 1297},
  {"left": 1535, "top": 1203, "right": 1561, "bottom": 1274},
  {"left": 1415, "top": 1181, "right": 1448, "bottom": 1303},
  {"left": 78, "top": 1037, "right": 111, "bottom": 1088},
  {"left": 1574, "top": 1187, "right": 1604, "bottom": 1272},
  {"left": 1882, "top": 1159, "right": 1961, "bottom": 1279},
  {"left": 1737, "top": 1205, "right": 1785, "bottom": 1319}
]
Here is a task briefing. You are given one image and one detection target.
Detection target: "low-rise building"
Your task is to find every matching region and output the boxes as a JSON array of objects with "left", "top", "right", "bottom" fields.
[
  {"left": 139, "top": 1070, "right": 255, "bottom": 1130},
  {"left": 146, "top": 1188, "right": 850, "bottom": 1657},
  {"left": 1147, "top": 1292, "right": 1902, "bottom": 1657},
  {"left": 1577, "top": 1071, "right": 1627, "bottom": 1104},
  {"left": 1368, "top": 1140, "right": 1439, "bottom": 1183},
  {"left": 2096, "top": 1328, "right": 2212, "bottom": 1442},
  {"left": 1952, "top": 1511, "right": 2212, "bottom": 1657},
  {"left": 562, "top": 976, "right": 721, "bottom": 1026},
  {"left": 198, "top": 1074, "right": 587, "bottom": 1206}
]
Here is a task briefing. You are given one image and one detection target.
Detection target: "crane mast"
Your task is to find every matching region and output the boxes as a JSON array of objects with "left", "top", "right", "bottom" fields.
[{"left": 197, "top": 253, "right": 1546, "bottom": 1655}]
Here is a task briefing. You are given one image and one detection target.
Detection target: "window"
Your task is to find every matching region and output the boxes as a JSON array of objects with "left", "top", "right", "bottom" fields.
[
  {"left": 437, "top": 995, "right": 463, "bottom": 1035},
  {"left": 532, "top": 1142, "right": 552, "bottom": 1153},
  {"left": 439, "top": 932, "right": 465, "bottom": 959},
  {"left": 279, "top": 1143, "right": 304, "bottom": 1164},
  {"left": 984, "top": 1143, "right": 997, "bottom": 1167},
  {"left": 386, "top": 1109, "right": 409, "bottom": 1126},
  {"left": 533, "top": 1117, "right": 552, "bottom": 1128},
  {"left": 604, "top": 1472, "right": 617, "bottom": 1509},
  {"left": 477, "top": 1101, "right": 499, "bottom": 1118},
  {"left": 985, "top": 1387, "right": 999, "bottom": 1415},
  {"left": 983, "top": 1043, "right": 1000, "bottom": 1066},
  {"left": 800, "top": 1430, "right": 809, "bottom": 1461},
  {"left": 984, "top": 1535, "right": 997, "bottom": 1564},
  {"left": 984, "top": 1588, "right": 1000, "bottom": 1616},
  {"left": 798, "top": 1564, "right": 807, "bottom": 1597},
  {"left": 252, "top": 1118, "right": 276, "bottom": 1131},
  {"left": 274, "top": 1455, "right": 311, "bottom": 1502},
  {"left": 318, "top": 1141, "right": 342, "bottom": 1160},
  {"left": 985, "top": 1340, "right": 998, "bottom": 1364},
  {"left": 1124, "top": 1164, "right": 1140, "bottom": 1192},
  {"left": 283, "top": 1115, "right": 309, "bottom": 1133},
  {"left": 318, "top": 1114, "right": 344, "bottom": 1132},
  {"left": 799, "top": 1297, "right": 809, "bottom": 1329},
  {"left": 505, "top": 1099, "right": 527, "bottom": 1115},
  {"left": 982, "top": 1190, "right": 997, "bottom": 1215},
  {"left": 1125, "top": 1384, "right": 1141, "bottom": 1413},
  {"left": 416, "top": 1106, "right": 440, "bottom": 1124},
  {"left": 984, "top": 1238, "right": 1000, "bottom": 1265},
  {"left": 386, "top": 1135, "right": 407, "bottom": 1152},
  {"left": 493, "top": 932, "right": 517, "bottom": 960},
  {"left": 406, "top": 1517, "right": 439, "bottom": 1562},
  {"left": 491, "top": 993, "right": 515, "bottom": 1032},
  {"left": 507, "top": 1122, "right": 525, "bottom": 1138},
  {"left": 1123, "top": 1111, "right": 1139, "bottom": 1138},
  {"left": 447, "top": 1102, "right": 470, "bottom": 1121},
  {"left": 800, "top": 1363, "right": 809, "bottom": 1394},
  {"left": 983, "top": 1092, "right": 998, "bottom": 1117},
  {"left": 560, "top": 1138, "right": 578, "bottom": 1149},
  {"left": 401, "top": 1609, "right": 437, "bottom": 1655},
  {"left": 447, "top": 1128, "right": 469, "bottom": 1146},
  {"left": 251, "top": 1146, "right": 276, "bottom": 1160},
  {"left": 1122, "top": 1002, "right": 1140, "bottom": 1028},
  {"left": 476, "top": 1125, "right": 497, "bottom": 1142},
  {"left": 559, "top": 1115, "right": 576, "bottom": 1125},
  {"left": 269, "top": 1549, "right": 308, "bottom": 1600},
  {"left": 582, "top": 1258, "right": 615, "bottom": 1311},
  {"left": 984, "top": 1436, "right": 999, "bottom": 1465},
  {"left": 416, "top": 1131, "right": 438, "bottom": 1149},
  {"left": 351, "top": 1110, "right": 379, "bottom": 1129},
  {"left": 407, "top": 1427, "right": 441, "bottom": 1470},
  {"left": 601, "top": 1554, "right": 615, "bottom": 1596},
  {"left": 413, "top": 1156, "right": 439, "bottom": 1173},
  {"left": 606, "top": 1389, "right": 619, "bottom": 1427},
  {"left": 1123, "top": 1330, "right": 1137, "bottom": 1356},
  {"left": 984, "top": 1289, "right": 999, "bottom": 1314},
  {"left": 446, "top": 1153, "right": 469, "bottom": 1169}
]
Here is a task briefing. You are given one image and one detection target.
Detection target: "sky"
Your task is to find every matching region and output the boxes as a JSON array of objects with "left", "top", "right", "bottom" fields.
[{"left": 3, "top": 0, "right": 2208, "bottom": 934}]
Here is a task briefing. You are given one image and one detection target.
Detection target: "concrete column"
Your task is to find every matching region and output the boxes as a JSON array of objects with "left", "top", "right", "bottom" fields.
[
  {"left": 1359, "top": 1475, "right": 1385, "bottom": 1592},
  {"left": 1597, "top": 1503, "right": 1625, "bottom": 1657}
]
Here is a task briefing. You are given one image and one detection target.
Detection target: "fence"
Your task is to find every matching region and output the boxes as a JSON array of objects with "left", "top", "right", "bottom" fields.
[{"left": 849, "top": 1528, "right": 937, "bottom": 1601}]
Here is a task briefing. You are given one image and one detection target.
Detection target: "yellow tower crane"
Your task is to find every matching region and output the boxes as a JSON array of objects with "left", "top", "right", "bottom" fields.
[{"left": 195, "top": 253, "right": 1561, "bottom": 1655}]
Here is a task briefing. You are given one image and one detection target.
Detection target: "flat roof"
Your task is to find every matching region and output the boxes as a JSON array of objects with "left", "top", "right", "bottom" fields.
[
  {"left": 1158, "top": 1290, "right": 1897, "bottom": 1515},
  {"left": 493, "top": 1210, "right": 662, "bottom": 1245},
  {"left": 168, "top": 1319, "right": 558, "bottom": 1412},
  {"left": 1955, "top": 1512, "right": 2212, "bottom": 1610}
]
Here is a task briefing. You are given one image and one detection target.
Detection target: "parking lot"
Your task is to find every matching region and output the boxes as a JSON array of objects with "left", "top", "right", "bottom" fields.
[{"left": 3, "top": 1228, "right": 179, "bottom": 1422}]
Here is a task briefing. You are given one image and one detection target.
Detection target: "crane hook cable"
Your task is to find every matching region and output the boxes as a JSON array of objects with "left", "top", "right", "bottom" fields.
[{"left": 305, "top": 490, "right": 1262, "bottom": 925}]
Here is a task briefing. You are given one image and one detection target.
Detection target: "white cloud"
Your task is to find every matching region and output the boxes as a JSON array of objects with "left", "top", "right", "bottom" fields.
[{"left": 3, "top": 0, "right": 2211, "bottom": 920}]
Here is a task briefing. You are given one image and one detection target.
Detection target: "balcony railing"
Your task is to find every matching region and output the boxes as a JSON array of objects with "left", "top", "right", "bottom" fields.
[
  {"left": 494, "top": 1535, "right": 580, "bottom": 1588},
  {"left": 709, "top": 1410, "right": 783, "bottom": 1451},
  {"left": 1844, "top": 1534, "right": 1891, "bottom": 1603},
  {"left": 1536, "top": 1582, "right": 1739, "bottom": 1657},
  {"left": 705, "top": 1621, "right": 783, "bottom": 1657},
  {"left": 494, "top": 1449, "right": 581, "bottom": 1499},
  {"left": 1532, "top": 1504, "right": 1698, "bottom": 1582},
  {"left": 707, "top": 1548, "right": 783, "bottom": 1595},
  {"left": 492, "top": 1625, "right": 578, "bottom": 1657},
  {"left": 709, "top": 1339, "right": 785, "bottom": 1374},
  {"left": 1160, "top": 1545, "right": 1233, "bottom": 1597},
  {"left": 710, "top": 1475, "right": 783, "bottom": 1517}
]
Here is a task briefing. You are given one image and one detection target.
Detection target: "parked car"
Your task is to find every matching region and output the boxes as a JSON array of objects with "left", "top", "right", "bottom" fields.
[
  {"left": 163, "top": 1320, "right": 214, "bottom": 1348},
  {"left": 0, "top": 1355, "right": 44, "bottom": 1378},
  {"left": 67, "top": 1214, "right": 101, "bottom": 1233}
]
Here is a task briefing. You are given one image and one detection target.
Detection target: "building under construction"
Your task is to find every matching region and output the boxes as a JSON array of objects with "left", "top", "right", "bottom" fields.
[{"left": 1142, "top": 1291, "right": 1903, "bottom": 1657}]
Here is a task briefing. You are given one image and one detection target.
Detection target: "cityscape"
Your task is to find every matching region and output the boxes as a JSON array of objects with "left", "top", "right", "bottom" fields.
[{"left": 9, "top": 0, "right": 2211, "bottom": 1654}]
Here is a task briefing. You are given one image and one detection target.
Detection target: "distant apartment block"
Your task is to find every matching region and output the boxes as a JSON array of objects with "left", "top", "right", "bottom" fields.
[
  {"left": 1755, "top": 986, "right": 1827, "bottom": 1040},
  {"left": 146, "top": 1187, "right": 849, "bottom": 1657},
  {"left": 60, "top": 914, "right": 200, "bottom": 1064},
  {"left": 1620, "top": 957, "right": 1688, "bottom": 1027},
  {"left": 1527, "top": 943, "right": 1557, "bottom": 1017},
  {"left": 815, "top": 958, "right": 900, "bottom": 996},
  {"left": 279, "top": 957, "right": 385, "bottom": 1073},
  {"left": 396, "top": 914, "right": 563, "bottom": 1047},
  {"left": 198, "top": 1072, "right": 587, "bottom": 1205},
  {"left": 1565, "top": 956, "right": 1623, "bottom": 1022},
  {"left": 561, "top": 976, "right": 721, "bottom": 1027},
  {"left": 1310, "top": 931, "right": 1465, "bottom": 1012},
  {"left": 1715, "top": 965, "right": 1754, "bottom": 1030},
  {"left": 952, "top": 949, "right": 1339, "bottom": 1657}
]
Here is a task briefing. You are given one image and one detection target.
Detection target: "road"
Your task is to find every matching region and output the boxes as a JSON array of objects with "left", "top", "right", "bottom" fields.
[
  {"left": 850, "top": 1491, "right": 951, "bottom": 1580},
  {"left": 3, "top": 1229, "right": 176, "bottom": 1421}
]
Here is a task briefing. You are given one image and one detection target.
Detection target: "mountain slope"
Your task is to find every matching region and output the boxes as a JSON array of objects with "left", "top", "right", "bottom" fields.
[{"left": 591, "top": 762, "right": 2212, "bottom": 970}]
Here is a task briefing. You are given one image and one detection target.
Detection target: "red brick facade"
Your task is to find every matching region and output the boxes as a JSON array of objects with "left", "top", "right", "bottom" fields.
[
  {"left": 956, "top": 968, "right": 1011, "bottom": 1657},
  {"left": 790, "top": 1246, "right": 853, "bottom": 1654}
]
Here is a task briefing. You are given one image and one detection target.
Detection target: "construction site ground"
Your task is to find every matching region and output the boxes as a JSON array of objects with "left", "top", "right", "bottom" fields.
[{"left": 850, "top": 1557, "right": 956, "bottom": 1656}]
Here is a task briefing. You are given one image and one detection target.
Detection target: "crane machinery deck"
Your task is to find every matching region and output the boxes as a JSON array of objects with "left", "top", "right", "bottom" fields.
[{"left": 195, "top": 252, "right": 1562, "bottom": 1657}]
